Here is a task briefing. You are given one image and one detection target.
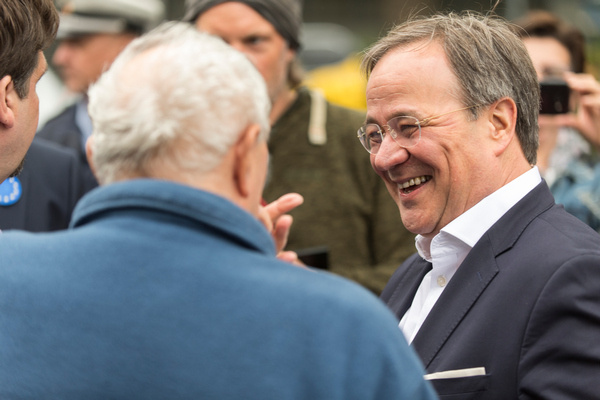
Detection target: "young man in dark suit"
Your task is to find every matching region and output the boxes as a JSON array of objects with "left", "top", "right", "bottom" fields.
[
  {"left": 0, "top": 0, "right": 60, "bottom": 231},
  {"left": 0, "top": 138, "right": 85, "bottom": 231},
  {"left": 0, "top": 0, "right": 58, "bottom": 184}
]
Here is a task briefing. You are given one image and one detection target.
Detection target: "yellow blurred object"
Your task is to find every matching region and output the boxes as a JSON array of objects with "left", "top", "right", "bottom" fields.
[{"left": 305, "top": 54, "right": 367, "bottom": 111}]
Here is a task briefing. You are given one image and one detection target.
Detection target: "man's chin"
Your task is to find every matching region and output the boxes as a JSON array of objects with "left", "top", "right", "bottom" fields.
[{"left": 8, "top": 158, "right": 26, "bottom": 178}]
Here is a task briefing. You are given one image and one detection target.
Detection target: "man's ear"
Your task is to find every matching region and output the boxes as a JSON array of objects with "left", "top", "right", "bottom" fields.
[
  {"left": 488, "top": 97, "right": 518, "bottom": 156},
  {"left": 0, "top": 76, "right": 15, "bottom": 128},
  {"left": 85, "top": 135, "right": 98, "bottom": 179},
  {"left": 233, "top": 124, "right": 262, "bottom": 198}
]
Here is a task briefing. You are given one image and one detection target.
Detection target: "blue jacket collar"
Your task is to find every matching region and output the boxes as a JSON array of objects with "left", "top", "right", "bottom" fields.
[{"left": 71, "top": 179, "right": 276, "bottom": 256}]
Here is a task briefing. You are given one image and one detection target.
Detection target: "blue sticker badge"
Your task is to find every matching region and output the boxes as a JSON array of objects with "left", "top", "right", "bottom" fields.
[{"left": 0, "top": 177, "right": 22, "bottom": 206}]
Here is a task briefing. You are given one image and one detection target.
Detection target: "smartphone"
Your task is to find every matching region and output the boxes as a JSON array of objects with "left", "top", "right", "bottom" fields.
[
  {"left": 296, "top": 246, "right": 329, "bottom": 269},
  {"left": 540, "top": 80, "right": 570, "bottom": 114}
]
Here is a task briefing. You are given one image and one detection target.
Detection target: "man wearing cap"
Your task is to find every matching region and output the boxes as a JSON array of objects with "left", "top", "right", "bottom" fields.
[
  {"left": 185, "top": 0, "right": 415, "bottom": 294},
  {"left": 37, "top": 0, "right": 165, "bottom": 193}
]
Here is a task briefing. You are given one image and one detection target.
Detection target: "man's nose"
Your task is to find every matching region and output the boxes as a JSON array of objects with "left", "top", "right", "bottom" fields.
[
  {"left": 52, "top": 43, "right": 69, "bottom": 66},
  {"left": 372, "top": 134, "right": 410, "bottom": 172}
]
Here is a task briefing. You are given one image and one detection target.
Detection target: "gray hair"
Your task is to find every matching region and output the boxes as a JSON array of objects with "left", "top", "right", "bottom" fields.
[
  {"left": 88, "top": 21, "right": 271, "bottom": 184},
  {"left": 362, "top": 11, "right": 539, "bottom": 165}
]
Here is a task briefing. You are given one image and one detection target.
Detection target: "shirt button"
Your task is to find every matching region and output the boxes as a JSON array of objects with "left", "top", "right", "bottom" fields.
[{"left": 437, "top": 275, "right": 447, "bottom": 287}]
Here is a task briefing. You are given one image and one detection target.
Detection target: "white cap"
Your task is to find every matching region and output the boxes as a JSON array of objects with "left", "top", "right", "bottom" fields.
[{"left": 57, "top": 0, "right": 165, "bottom": 39}]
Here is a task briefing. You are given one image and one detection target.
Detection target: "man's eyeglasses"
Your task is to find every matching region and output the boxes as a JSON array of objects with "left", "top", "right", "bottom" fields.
[{"left": 357, "top": 105, "right": 481, "bottom": 154}]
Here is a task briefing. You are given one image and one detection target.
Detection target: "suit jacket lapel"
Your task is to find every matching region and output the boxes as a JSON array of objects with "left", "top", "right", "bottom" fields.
[
  {"left": 381, "top": 255, "right": 432, "bottom": 319},
  {"left": 410, "top": 181, "right": 556, "bottom": 368},
  {"left": 411, "top": 236, "right": 499, "bottom": 367}
]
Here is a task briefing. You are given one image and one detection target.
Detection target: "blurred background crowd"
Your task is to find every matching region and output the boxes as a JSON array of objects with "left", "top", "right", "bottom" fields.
[
  {"left": 5, "top": 0, "right": 600, "bottom": 282},
  {"left": 40, "top": 0, "right": 600, "bottom": 118},
  {"left": 5, "top": 0, "right": 600, "bottom": 287}
]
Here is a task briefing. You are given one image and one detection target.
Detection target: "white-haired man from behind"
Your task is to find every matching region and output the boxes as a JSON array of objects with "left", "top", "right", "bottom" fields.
[
  {"left": 86, "top": 23, "right": 270, "bottom": 210},
  {"left": 0, "top": 22, "right": 436, "bottom": 400}
]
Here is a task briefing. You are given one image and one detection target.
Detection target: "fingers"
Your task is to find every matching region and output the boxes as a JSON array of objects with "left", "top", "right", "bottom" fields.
[
  {"left": 560, "top": 72, "right": 600, "bottom": 149},
  {"left": 578, "top": 92, "right": 600, "bottom": 111},
  {"left": 564, "top": 72, "right": 600, "bottom": 113},
  {"left": 258, "top": 192, "right": 303, "bottom": 232},
  {"left": 257, "top": 193, "right": 304, "bottom": 257},
  {"left": 277, "top": 251, "right": 308, "bottom": 269},
  {"left": 272, "top": 214, "right": 293, "bottom": 253},
  {"left": 257, "top": 206, "right": 275, "bottom": 233},
  {"left": 258, "top": 194, "right": 309, "bottom": 269},
  {"left": 264, "top": 193, "right": 304, "bottom": 221},
  {"left": 564, "top": 72, "right": 599, "bottom": 92}
]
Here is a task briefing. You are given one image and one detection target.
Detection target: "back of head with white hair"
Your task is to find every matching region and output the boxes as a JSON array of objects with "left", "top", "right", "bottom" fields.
[{"left": 87, "top": 21, "right": 271, "bottom": 184}]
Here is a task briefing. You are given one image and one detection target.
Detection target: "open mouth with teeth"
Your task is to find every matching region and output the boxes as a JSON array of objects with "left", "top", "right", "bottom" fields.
[{"left": 399, "top": 175, "right": 431, "bottom": 194}]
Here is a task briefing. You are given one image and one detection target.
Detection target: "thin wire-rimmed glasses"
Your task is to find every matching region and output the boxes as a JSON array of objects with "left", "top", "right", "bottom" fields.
[{"left": 357, "top": 105, "right": 482, "bottom": 154}]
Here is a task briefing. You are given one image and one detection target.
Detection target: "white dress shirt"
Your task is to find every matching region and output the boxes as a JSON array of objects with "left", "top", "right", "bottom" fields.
[{"left": 399, "top": 167, "right": 542, "bottom": 343}]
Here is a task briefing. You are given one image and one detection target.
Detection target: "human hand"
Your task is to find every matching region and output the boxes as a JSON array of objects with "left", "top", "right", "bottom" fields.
[
  {"left": 554, "top": 72, "right": 600, "bottom": 151},
  {"left": 258, "top": 193, "right": 305, "bottom": 266}
]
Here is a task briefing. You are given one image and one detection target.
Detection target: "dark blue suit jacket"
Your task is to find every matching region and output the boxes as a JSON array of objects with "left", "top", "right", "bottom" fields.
[
  {"left": 37, "top": 102, "right": 98, "bottom": 192},
  {"left": 0, "top": 138, "right": 87, "bottom": 231},
  {"left": 381, "top": 182, "right": 600, "bottom": 399}
]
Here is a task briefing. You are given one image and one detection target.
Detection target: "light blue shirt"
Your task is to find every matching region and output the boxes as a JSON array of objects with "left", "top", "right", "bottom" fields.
[{"left": 75, "top": 98, "right": 93, "bottom": 152}]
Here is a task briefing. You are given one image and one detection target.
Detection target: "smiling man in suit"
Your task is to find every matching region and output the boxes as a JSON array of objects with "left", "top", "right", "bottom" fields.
[{"left": 359, "top": 10, "right": 600, "bottom": 399}]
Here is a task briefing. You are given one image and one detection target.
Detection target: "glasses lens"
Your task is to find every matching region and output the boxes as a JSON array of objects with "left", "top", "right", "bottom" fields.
[
  {"left": 387, "top": 116, "right": 421, "bottom": 148},
  {"left": 359, "top": 125, "right": 383, "bottom": 154}
]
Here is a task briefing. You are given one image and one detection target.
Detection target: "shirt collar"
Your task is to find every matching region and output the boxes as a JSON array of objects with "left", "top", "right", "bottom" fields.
[
  {"left": 75, "top": 98, "right": 93, "bottom": 151},
  {"left": 416, "top": 166, "right": 542, "bottom": 260}
]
